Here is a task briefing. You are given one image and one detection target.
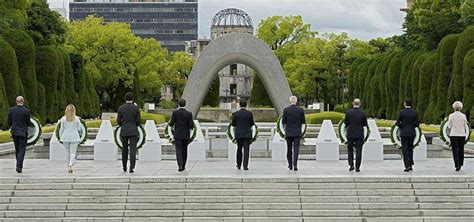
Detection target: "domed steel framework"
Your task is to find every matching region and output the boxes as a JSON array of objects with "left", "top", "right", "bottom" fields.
[{"left": 211, "top": 8, "right": 253, "bottom": 28}]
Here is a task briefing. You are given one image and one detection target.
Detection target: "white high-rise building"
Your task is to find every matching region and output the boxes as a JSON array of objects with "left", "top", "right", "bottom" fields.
[{"left": 47, "top": 0, "right": 70, "bottom": 20}]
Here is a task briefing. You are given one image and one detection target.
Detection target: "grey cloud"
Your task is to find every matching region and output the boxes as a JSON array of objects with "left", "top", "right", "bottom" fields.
[{"left": 198, "top": 0, "right": 406, "bottom": 40}]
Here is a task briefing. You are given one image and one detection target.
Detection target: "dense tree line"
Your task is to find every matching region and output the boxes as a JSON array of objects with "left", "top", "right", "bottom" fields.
[{"left": 348, "top": 26, "right": 474, "bottom": 124}]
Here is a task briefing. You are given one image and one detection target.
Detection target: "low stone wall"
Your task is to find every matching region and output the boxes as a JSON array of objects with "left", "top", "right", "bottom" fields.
[{"left": 150, "top": 108, "right": 320, "bottom": 122}]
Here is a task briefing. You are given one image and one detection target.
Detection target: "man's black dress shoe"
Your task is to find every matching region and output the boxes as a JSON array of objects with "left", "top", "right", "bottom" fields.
[
  {"left": 129, "top": 169, "right": 134, "bottom": 173},
  {"left": 236, "top": 165, "right": 241, "bottom": 170},
  {"left": 178, "top": 167, "right": 184, "bottom": 172},
  {"left": 355, "top": 169, "right": 360, "bottom": 172},
  {"left": 293, "top": 167, "right": 298, "bottom": 171},
  {"left": 404, "top": 168, "right": 410, "bottom": 172},
  {"left": 243, "top": 167, "right": 249, "bottom": 171},
  {"left": 349, "top": 166, "right": 355, "bottom": 171},
  {"left": 288, "top": 165, "right": 293, "bottom": 170},
  {"left": 16, "top": 168, "right": 22, "bottom": 173},
  {"left": 455, "top": 167, "right": 461, "bottom": 171}
]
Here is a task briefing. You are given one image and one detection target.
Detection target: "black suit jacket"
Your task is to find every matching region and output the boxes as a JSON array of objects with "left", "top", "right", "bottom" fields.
[
  {"left": 282, "top": 105, "right": 305, "bottom": 138},
  {"left": 396, "top": 108, "right": 420, "bottom": 137},
  {"left": 169, "top": 108, "right": 194, "bottom": 140},
  {"left": 117, "top": 103, "right": 141, "bottom": 137},
  {"left": 8, "top": 105, "right": 32, "bottom": 138},
  {"left": 344, "top": 107, "right": 368, "bottom": 139},
  {"left": 231, "top": 109, "right": 255, "bottom": 139}
]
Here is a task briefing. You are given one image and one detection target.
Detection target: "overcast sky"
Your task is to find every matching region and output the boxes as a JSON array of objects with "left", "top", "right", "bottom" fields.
[{"left": 198, "top": 0, "right": 407, "bottom": 40}]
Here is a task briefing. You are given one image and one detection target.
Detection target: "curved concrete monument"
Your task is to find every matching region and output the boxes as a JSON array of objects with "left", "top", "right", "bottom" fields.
[{"left": 182, "top": 33, "right": 292, "bottom": 117}]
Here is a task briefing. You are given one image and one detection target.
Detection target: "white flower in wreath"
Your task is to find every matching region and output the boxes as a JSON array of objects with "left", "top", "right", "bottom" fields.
[
  {"left": 337, "top": 117, "right": 370, "bottom": 144},
  {"left": 27, "top": 117, "right": 42, "bottom": 146},
  {"left": 114, "top": 125, "right": 146, "bottom": 149},
  {"left": 276, "top": 115, "right": 307, "bottom": 138},
  {"left": 227, "top": 124, "right": 259, "bottom": 144},
  {"left": 164, "top": 122, "right": 197, "bottom": 144},
  {"left": 439, "top": 118, "right": 471, "bottom": 145},
  {"left": 390, "top": 124, "right": 422, "bottom": 149}
]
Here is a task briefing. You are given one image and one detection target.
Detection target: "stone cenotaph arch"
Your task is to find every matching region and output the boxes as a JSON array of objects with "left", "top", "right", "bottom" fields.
[{"left": 182, "top": 33, "right": 293, "bottom": 117}]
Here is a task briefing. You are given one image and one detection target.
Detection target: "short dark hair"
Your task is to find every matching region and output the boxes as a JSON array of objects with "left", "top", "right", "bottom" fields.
[
  {"left": 404, "top": 98, "right": 412, "bottom": 107},
  {"left": 239, "top": 99, "right": 247, "bottom": 107},
  {"left": 178, "top": 99, "right": 186, "bottom": 107},
  {"left": 125, "top": 92, "right": 133, "bottom": 102}
]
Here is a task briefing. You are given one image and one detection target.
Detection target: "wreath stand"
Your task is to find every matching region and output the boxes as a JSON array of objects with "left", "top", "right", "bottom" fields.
[
  {"left": 188, "top": 120, "right": 206, "bottom": 161},
  {"left": 361, "top": 119, "right": 383, "bottom": 161},
  {"left": 94, "top": 120, "right": 117, "bottom": 161},
  {"left": 316, "top": 120, "right": 339, "bottom": 161},
  {"left": 414, "top": 135, "right": 427, "bottom": 161},
  {"left": 138, "top": 120, "right": 162, "bottom": 161}
]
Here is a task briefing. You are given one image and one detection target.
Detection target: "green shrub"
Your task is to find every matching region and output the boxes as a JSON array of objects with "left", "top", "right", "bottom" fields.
[
  {"left": 70, "top": 54, "right": 88, "bottom": 117},
  {"left": 348, "top": 58, "right": 366, "bottom": 99},
  {"left": 462, "top": 50, "right": 474, "bottom": 116},
  {"left": 159, "top": 100, "right": 176, "bottom": 109},
  {"left": 37, "top": 83, "right": 46, "bottom": 123},
  {"left": 438, "top": 34, "right": 460, "bottom": 117},
  {"left": 356, "top": 59, "right": 372, "bottom": 99},
  {"left": 424, "top": 54, "right": 440, "bottom": 124},
  {"left": 0, "top": 62, "right": 7, "bottom": 129},
  {"left": 417, "top": 53, "right": 437, "bottom": 122},
  {"left": 387, "top": 52, "right": 404, "bottom": 119},
  {"left": 306, "top": 112, "right": 345, "bottom": 124},
  {"left": 451, "top": 26, "right": 474, "bottom": 105},
  {"left": 411, "top": 53, "right": 430, "bottom": 109},
  {"left": 55, "top": 47, "right": 66, "bottom": 119},
  {"left": 202, "top": 76, "right": 220, "bottom": 107},
  {"left": 377, "top": 53, "right": 394, "bottom": 118},
  {"left": 141, "top": 112, "right": 166, "bottom": 124},
  {"left": 363, "top": 61, "right": 378, "bottom": 114},
  {"left": 60, "top": 50, "right": 78, "bottom": 106},
  {"left": 334, "top": 103, "right": 351, "bottom": 113},
  {"left": 0, "top": 37, "right": 20, "bottom": 107},
  {"left": 250, "top": 74, "right": 272, "bottom": 107},
  {"left": 400, "top": 51, "right": 422, "bottom": 111},
  {"left": 1, "top": 29, "right": 38, "bottom": 115},
  {"left": 0, "top": 9, "right": 27, "bottom": 30},
  {"left": 36, "top": 46, "right": 59, "bottom": 123}
]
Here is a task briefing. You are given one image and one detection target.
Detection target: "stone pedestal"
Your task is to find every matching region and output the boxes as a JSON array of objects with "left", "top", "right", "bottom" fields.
[
  {"left": 414, "top": 135, "right": 427, "bottom": 161},
  {"left": 362, "top": 119, "right": 384, "bottom": 161},
  {"left": 228, "top": 142, "right": 237, "bottom": 161},
  {"left": 139, "top": 120, "right": 161, "bottom": 161},
  {"left": 94, "top": 120, "right": 117, "bottom": 161},
  {"left": 271, "top": 133, "right": 286, "bottom": 161},
  {"left": 316, "top": 120, "right": 339, "bottom": 161},
  {"left": 188, "top": 120, "right": 206, "bottom": 161},
  {"left": 49, "top": 131, "right": 66, "bottom": 161}
]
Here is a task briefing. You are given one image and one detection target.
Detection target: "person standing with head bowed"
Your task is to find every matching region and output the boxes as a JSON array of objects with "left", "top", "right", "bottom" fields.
[
  {"left": 169, "top": 99, "right": 194, "bottom": 172},
  {"left": 282, "top": 96, "right": 305, "bottom": 171},
  {"left": 117, "top": 92, "right": 141, "bottom": 173},
  {"left": 344, "top": 98, "right": 368, "bottom": 172},
  {"left": 8, "top": 96, "right": 32, "bottom": 173},
  {"left": 396, "top": 98, "right": 419, "bottom": 172},
  {"left": 447, "top": 101, "right": 469, "bottom": 171},
  {"left": 231, "top": 99, "right": 255, "bottom": 171},
  {"left": 59, "top": 104, "right": 85, "bottom": 173}
]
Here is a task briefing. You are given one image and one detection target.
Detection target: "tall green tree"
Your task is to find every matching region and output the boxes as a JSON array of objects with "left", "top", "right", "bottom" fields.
[
  {"left": 26, "top": 0, "right": 66, "bottom": 45},
  {"left": 417, "top": 53, "right": 437, "bottom": 122},
  {"left": 0, "top": 38, "right": 20, "bottom": 106},
  {"left": 36, "top": 46, "right": 59, "bottom": 123},
  {"left": 462, "top": 49, "right": 474, "bottom": 117},
  {"left": 411, "top": 53, "right": 430, "bottom": 108},
  {"left": 387, "top": 52, "right": 404, "bottom": 118},
  {"left": 450, "top": 26, "right": 474, "bottom": 111},
  {"left": 164, "top": 51, "right": 194, "bottom": 101},
  {"left": 436, "top": 34, "right": 460, "bottom": 118}
]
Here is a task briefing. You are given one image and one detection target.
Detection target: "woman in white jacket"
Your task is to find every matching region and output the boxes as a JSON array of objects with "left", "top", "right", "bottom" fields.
[
  {"left": 447, "top": 101, "right": 469, "bottom": 171},
  {"left": 59, "top": 104, "right": 84, "bottom": 173}
]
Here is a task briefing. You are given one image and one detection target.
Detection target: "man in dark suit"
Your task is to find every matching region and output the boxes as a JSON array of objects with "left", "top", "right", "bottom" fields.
[
  {"left": 169, "top": 99, "right": 194, "bottom": 172},
  {"left": 282, "top": 96, "right": 305, "bottom": 171},
  {"left": 396, "top": 98, "right": 420, "bottom": 172},
  {"left": 8, "top": 96, "right": 32, "bottom": 173},
  {"left": 117, "top": 92, "right": 141, "bottom": 173},
  {"left": 231, "top": 99, "right": 255, "bottom": 170},
  {"left": 344, "top": 98, "right": 368, "bottom": 172}
]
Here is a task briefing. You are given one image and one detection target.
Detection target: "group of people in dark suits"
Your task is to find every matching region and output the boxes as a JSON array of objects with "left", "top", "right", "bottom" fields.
[{"left": 344, "top": 98, "right": 421, "bottom": 172}]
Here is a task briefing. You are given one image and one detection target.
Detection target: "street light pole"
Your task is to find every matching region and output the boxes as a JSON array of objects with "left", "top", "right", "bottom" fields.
[{"left": 336, "top": 43, "right": 347, "bottom": 107}]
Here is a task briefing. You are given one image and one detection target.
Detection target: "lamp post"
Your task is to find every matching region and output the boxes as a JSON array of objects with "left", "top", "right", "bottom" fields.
[{"left": 223, "top": 89, "right": 230, "bottom": 103}]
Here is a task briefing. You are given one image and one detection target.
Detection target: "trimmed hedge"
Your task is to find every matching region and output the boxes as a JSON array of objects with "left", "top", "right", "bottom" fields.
[
  {"left": 36, "top": 82, "right": 46, "bottom": 123},
  {"left": 0, "top": 37, "right": 20, "bottom": 107},
  {"left": 417, "top": 53, "right": 437, "bottom": 122},
  {"left": 36, "top": 46, "right": 59, "bottom": 123},
  {"left": 60, "top": 50, "right": 78, "bottom": 105},
  {"left": 411, "top": 53, "right": 430, "bottom": 109},
  {"left": 436, "top": 34, "right": 460, "bottom": 118},
  {"left": 451, "top": 26, "right": 474, "bottom": 104},
  {"left": 1, "top": 29, "right": 37, "bottom": 115},
  {"left": 334, "top": 103, "right": 351, "bottom": 113},
  {"left": 56, "top": 47, "right": 66, "bottom": 119},
  {"left": 0, "top": 57, "right": 7, "bottom": 129},
  {"left": 250, "top": 74, "right": 272, "bottom": 107},
  {"left": 462, "top": 49, "right": 474, "bottom": 117},
  {"left": 70, "top": 54, "right": 88, "bottom": 117},
  {"left": 387, "top": 52, "right": 404, "bottom": 119},
  {"left": 140, "top": 112, "right": 166, "bottom": 124},
  {"left": 306, "top": 112, "right": 345, "bottom": 124}
]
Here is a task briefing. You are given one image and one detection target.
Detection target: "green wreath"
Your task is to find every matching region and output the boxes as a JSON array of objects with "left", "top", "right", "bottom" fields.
[
  {"left": 439, "top": 118, "right": 471, "bottom": 145},
  {"left": 390, "top": 124, "right": 422, "bottom": 149},
  {"left": 276, "top": 115, "right": 307, "bottom": 138},
  {"left": 164, "top": 121, "right": 197, "bottom": 144},
  {"left": 114, "top": 125, "right": 146, "bottom": 150},
  {"left": 337, "top": 118, "right": 371, "bottom": 144},
  {"left": 27, "top": 116, "right": 42, "bottom": 146},
  {"left": 227, "top": 123, "right": 259, "bottom": 144},
  {"left": 55, "top": 118, "right": 88, "bottom": 144}
]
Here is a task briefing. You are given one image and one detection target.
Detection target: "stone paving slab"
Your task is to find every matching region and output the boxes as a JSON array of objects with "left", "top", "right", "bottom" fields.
[{"left": 0, "top": 158, "right": 472, "bottom": 178}]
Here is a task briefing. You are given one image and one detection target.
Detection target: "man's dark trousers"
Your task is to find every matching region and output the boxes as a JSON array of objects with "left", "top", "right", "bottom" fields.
[
  {"left": 347, "top": 138, "right": 363, "bottom": 169},
  {"left": 401, "top": 136, "right": 415, "bottom": 168},
  {"left": 13, "top": 136, "right": 27, "bottom": 169},
  {"left": 121, "top": 136, "right": 138, "bottom": 170},
  {"left": 236, "top": 138, "right": 250, "bottom": 169},
  {"left": 286, "top": 137, "right": 300, "bottom": 168},
  {"left": 175, "top": 139, "right": 189, "bottom": 168}
]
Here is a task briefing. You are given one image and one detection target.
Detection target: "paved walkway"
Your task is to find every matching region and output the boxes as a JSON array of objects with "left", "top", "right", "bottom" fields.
[{"left": 0, "top": 159, "right": 473, "bottom": 178}]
